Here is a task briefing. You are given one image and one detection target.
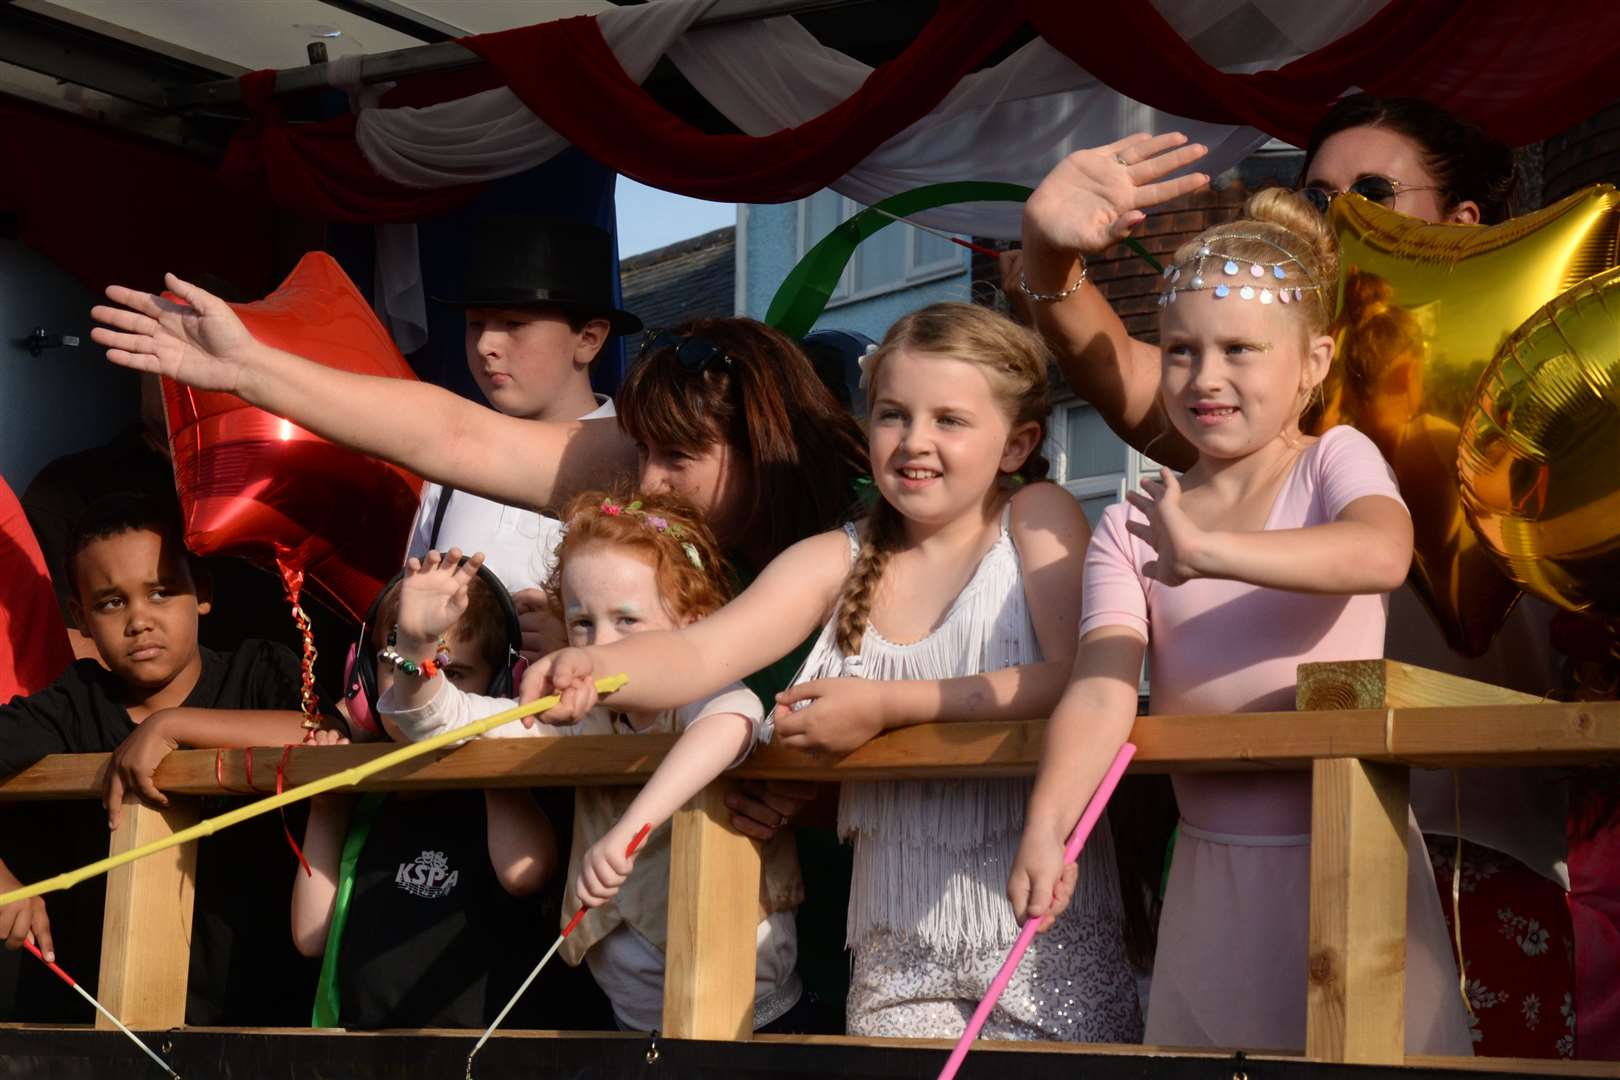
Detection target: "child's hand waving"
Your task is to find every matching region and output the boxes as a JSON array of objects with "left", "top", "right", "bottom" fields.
[
  {"left": 1125, "top": 470, "right": 1208, "bottom": 586},
  {"left": 1024, "top": 133, "right": 1209, "bottom": 257},
  {"left": 397, "top": 548, "right": 486, "bottom": 648}
]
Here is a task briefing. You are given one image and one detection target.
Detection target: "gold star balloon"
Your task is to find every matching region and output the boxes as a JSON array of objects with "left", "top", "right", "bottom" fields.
[
  {"left": 1309, "top": 185, "right": 1620, "bottom": 656},
  {"left": 1460, "top": 263, "right": 1620, "bottom": 619}
]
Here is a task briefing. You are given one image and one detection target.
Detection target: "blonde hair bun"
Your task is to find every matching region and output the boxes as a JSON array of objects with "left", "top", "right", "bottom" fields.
[{"left": 1168, "top": 187, "right": 1341, "bottom": 334}]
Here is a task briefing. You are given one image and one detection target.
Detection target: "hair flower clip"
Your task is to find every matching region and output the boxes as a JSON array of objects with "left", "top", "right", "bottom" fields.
[
  {"left": 680, "top": 541, "right": 703, "bottom": 570},
  {"left": 856, "top": 343, "right": 880, "bottom": 390},
  {"left": 645, "top": 515, "right": 669, "bottom": 531},
  {"left": 600, "top": 500, "right": 623, "bottom": 516}
]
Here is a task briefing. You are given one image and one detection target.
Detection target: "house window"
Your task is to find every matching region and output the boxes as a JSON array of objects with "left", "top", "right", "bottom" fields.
[
  {"left": 798, "top": 189, "right": 963, "bottom": 304},
  {"left": 1047, "top": 398, "right": 1158, "bottom": 695},
  {"left": 1047, "top": 398, "right": 1162, "bottom": 527}
]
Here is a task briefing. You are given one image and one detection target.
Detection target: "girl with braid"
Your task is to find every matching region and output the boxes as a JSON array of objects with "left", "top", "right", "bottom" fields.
[{"left": 525, "top": 302, "right": 1142, "bottom": 1043}]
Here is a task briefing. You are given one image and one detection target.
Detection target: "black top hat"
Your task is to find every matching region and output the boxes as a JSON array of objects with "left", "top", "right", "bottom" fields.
[{"left": 433, "top": 214, "right": 643, "bottom": 336}]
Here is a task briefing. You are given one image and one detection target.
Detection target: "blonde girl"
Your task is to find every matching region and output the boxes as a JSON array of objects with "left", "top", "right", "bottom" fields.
[
  {"left": 1010, "top": 190, "right": 1471, "bottom": 1055},
  {"left": 527, "top": 302, "right": 1142, "bottom": 1043}
]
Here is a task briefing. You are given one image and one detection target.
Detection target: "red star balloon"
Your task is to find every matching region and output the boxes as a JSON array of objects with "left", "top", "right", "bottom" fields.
[{"left": 164, "top": 252, "right": 424, "bottom": 625}]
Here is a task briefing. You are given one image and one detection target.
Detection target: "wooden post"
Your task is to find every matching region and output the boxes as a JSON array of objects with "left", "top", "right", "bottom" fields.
[
  {"left": 98, "top": 797, "right": 199, "bottom": 1030},
  {"left": 1305, "top": 757, "right": 1409, "bottom": 1063},
  {"left": 663, "top": 781, "right": 762, "bottom": 1040}
]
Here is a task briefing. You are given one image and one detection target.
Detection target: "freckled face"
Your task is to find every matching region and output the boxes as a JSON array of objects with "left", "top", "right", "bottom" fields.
[{"left": 560, "top": 543, "right": 683, "bottom": 648}]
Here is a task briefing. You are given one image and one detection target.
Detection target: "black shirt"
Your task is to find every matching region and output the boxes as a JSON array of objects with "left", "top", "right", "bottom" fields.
[
  {"left": 20, "top": 424, "right": 354, "bottom": 699},
  {"left": 340, "top": 789, "right": 555, "bottom": 1030},
  {"left": 0, "top": 640, "right": 322, "bottom": 1024}
]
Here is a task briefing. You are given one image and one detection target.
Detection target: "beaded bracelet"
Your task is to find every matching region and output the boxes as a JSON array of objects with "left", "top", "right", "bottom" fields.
[
  {"left": 1018, "top": 254, "right": 1089, "bottom": 304},
  {"left": 379, "top": 643, "right": 452, "bottom": 680}
]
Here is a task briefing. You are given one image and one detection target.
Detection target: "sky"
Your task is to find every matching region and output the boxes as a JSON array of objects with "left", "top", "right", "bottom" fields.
[{"left": 615, "top": 178, "right": 737, "bottom": 256}]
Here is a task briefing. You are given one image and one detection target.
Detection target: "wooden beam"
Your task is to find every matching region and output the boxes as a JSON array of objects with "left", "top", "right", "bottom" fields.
[
  {"left": 662, "top": 782, "right": 760, "bottom": 1040},
  {"left": 1297, "top": 659, "right": 1544, "bottom": 710},
  {"left": 1305, "top": 758, "right": 1409, "bottom": 1064},
  {"left": 97, "top": 797, "right": 199, "bottom": 1030},
  {"left": 1, "top": 696, "right": 1616, "bottom": 802}
]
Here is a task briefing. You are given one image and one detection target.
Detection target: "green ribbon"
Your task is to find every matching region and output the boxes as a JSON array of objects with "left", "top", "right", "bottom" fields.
[
  {"left": 765, "top": 182, "right": 1031, "bottom": 339},
  {"left": 310, "top": 792, "right": 388, "bottom": 1028},
  {"left": 763, "top": 181, "right": 1164, "bottom": 339}
]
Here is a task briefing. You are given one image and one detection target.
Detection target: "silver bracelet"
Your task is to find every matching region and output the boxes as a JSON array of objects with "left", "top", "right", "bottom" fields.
[{"left": 1018, "top": 255, "right": 1089, "bottom": 304}]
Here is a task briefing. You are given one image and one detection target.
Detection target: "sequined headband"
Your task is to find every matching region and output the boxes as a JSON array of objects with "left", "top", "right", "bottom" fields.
[
  {"left": 596, "top": 499, "right": 704, "bottom": 570},
  {"left": 1157, "top": 233, "right": 1323, "bottom": 308}
]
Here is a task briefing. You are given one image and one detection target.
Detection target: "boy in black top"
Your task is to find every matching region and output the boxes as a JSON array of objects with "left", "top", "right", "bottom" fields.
[{"left": 0, "top": 494, "right": 333, "bottom": 1023}]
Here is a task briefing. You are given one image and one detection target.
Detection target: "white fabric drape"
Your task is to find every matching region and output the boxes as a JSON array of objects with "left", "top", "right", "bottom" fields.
[
  {"left": 346, "top": 0, "right": 1385, "bottom": 344},
  {"left": 355, "top": 0, "right": 1385, "bottom": 238},
  {"left": 355, "top": 0, "right": 718, "bottom": 188}
]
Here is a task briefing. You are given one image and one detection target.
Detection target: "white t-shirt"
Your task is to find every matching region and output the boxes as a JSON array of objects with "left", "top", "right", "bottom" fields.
[{"left": 404, "top": 395, "right": 616, "bottom": 593}]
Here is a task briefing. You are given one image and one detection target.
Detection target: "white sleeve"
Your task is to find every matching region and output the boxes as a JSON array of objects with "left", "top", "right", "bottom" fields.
[
  {"left": 676, "top": 681, "right": 771, "bottom": 768},
  {"left": 378, "top": 678, "right": 567, "bottom": 744},
  {"left": 404, "top": 484, "right": 442, "bottom": 563}
]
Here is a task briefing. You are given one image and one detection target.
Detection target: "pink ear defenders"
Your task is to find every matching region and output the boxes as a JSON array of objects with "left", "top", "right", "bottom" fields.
[{"left": 342, "top": 562, "right": 528, "bottom": 741}]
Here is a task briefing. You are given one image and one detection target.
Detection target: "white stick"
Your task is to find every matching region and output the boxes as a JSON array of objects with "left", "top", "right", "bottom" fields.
[
  {"left": 26, "top": 942, "right": 180, "bottom": 1078},
  {"left": 465, "top": 931, "right": 569, "bottom": 1079}
]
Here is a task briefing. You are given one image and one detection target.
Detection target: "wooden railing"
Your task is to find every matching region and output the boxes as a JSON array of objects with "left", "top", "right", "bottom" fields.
[{"left": 1, "top": 660, "right": 1616, "bottom": 1074}]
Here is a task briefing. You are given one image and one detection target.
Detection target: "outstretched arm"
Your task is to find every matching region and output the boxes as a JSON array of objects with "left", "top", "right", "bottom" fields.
[
  {"left": 521, "top": 529, "right": 849, "bottom": 721},
  {"left": 90, "top": 275, "right": 635, "bottom": 511},
  {"left": 771, "top": 483, "right": 1091, "bottom": 752},
  {"left": 575, "top": 711, "right": 753, "bottom": 909},
  {"left": 1021, "top": 134, "right": 1207, "bottom": 469}
]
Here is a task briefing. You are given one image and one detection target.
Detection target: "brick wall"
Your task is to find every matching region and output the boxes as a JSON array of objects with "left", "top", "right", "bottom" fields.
[{"left": 1541, "top": 99, "right": 1620, "bottom": 205}]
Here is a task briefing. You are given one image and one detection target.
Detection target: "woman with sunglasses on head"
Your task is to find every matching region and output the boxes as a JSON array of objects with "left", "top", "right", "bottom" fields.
[{"left": 1022, "top": 96, "right": 1594, "bottom": 1059}]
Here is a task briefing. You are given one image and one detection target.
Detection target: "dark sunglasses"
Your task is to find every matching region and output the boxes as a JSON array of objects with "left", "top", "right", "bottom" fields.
[
  {"left": 639, "top": 329, "right": 733, "bottom": 373},
  {"left": 1298, "top": 175, "right": 1444, "bottom": 215}
]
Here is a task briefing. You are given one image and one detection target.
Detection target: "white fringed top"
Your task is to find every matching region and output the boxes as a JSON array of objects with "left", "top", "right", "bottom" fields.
[{"left": 793, "top": 507, "right": 1119, "bottom": 952}]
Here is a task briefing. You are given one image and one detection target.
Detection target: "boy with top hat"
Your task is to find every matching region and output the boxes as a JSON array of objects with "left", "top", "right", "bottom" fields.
[{"left": 406, "top": 215, "right": 641, "bottom": 659}]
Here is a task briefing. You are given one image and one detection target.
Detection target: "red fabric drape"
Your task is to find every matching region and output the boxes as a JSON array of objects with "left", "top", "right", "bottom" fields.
[
  {"left": 0, "top": 479, "right": 71, "bottom": 698},
  {"left": 459, "top": 1, "right": 1025, "bottom": 203},
  {"left": 222, "top": 0, "right": 1620, "bottom": 220},
  {"left": 1029, "top": 0, "right": 1620, "bottom": 148},
  {"left": 220, "top": 70, "right": 483, "bottom": 223},
  {"left": 0, "top": 95, "right": 282, "bottom": 296}
]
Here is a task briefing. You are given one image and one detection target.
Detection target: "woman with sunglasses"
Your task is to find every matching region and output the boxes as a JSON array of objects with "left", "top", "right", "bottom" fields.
[{"left": 1019, "top": 96, "right": 1596, "bottom": 1060}]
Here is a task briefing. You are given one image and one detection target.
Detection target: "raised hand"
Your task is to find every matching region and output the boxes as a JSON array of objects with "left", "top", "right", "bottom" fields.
[
  {"left": 1023, "top": 133, "right": 1210, "bottom": 257},
  {"left": 397, "top": 549, "right": 487, "bottom": 647},
  {"left": 1124, "top": 470, "right": 1207, "bottom": 586},
  {"left": 90, "top": 273, "right": 257, "bottom": 393},
  {"left": 517, "top": 648, "right": 600, "bottom": 726}
]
